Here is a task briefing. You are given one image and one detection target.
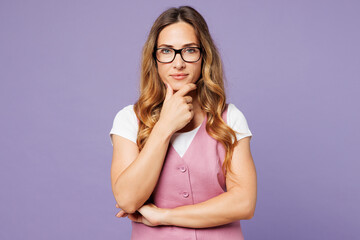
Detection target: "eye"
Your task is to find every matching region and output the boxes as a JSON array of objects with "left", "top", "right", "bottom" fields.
[
  {"left": 160, "top": 48, "right": 172, "bottom": 54},
  {"left": 185, "top": 48, "right": 197, "bottom": 53}
]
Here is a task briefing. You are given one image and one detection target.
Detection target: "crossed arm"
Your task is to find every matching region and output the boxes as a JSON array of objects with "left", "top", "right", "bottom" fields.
[
  {"left": 117, "top": 136, "right": 257, "bottom": 228},
  {"left": 161, "top": 136, "right": 257, "bottom": 228}
]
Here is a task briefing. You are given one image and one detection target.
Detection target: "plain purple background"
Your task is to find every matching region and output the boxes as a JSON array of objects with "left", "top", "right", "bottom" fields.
[{"left": 1, "top": 0, "right": 359, "bottom": 239}]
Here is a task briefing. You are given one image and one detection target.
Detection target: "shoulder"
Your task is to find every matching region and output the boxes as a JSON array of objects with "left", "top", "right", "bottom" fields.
[
  {"left": 226, "top": 103, "right": 253, "bottom": 141},
  {"left": 227, "top": 103, "right": 247, "bottom": 123},
  {"left": 109, "top": 104, "right": 138, "bottom": 145},
  {"left": 113, "top": 104, "right": 137, "bottom": 122}
]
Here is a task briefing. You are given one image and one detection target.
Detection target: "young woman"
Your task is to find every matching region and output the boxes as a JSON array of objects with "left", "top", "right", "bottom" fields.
[{"left": 109, "top": 5, "right": 257, "bottom": 240}]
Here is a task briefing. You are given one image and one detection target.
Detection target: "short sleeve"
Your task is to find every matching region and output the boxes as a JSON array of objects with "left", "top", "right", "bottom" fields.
[
  {"left": 227, "top": 103, "right": 253, "bottom": 142},
  {"left": 109, "top": 104, "right": 139, "bottom": 146}
]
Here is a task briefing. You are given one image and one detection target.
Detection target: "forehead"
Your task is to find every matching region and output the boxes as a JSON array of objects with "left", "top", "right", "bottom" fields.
[{"left": 157, "top": 22, "right": 199, "bottom": 47}]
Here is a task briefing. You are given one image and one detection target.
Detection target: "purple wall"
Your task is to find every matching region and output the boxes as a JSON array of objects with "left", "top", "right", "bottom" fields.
[{"left": 1, "top": 0, "right": 359, "bottom": 239}]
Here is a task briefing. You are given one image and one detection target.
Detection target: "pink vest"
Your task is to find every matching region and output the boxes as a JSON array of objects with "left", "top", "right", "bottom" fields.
[{"left": 131, "top": 104, "right": 244, "bottom": 240}]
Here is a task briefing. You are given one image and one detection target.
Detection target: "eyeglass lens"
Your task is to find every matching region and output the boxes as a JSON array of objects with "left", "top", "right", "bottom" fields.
[{"left": 156, "top": 47, "right": 201, "bottom": 63}]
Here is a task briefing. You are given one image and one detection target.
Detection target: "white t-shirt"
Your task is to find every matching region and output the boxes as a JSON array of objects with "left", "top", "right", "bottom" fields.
[{"left": 109, "top": 103, "right": 252, "bottom": 157}]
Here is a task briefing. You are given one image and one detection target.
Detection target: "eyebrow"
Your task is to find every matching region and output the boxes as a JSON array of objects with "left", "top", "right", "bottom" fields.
[{"left": 158, "top": 43, "right": 199, "bottom": 48}]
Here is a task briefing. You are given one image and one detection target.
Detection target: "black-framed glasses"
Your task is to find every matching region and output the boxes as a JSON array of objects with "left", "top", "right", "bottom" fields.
[{"left": 154, "top": 47, "right": 202, "bottom": 63}]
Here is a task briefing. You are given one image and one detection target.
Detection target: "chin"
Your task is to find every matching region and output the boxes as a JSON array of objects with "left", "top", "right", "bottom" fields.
[{"left": 169, "top": 80, "right": 194, "bottom": 91}]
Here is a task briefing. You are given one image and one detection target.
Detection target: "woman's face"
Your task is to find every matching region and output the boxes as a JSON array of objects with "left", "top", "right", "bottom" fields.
[{"left": 156, "top": 21, "right": 202, "bottom": 92}]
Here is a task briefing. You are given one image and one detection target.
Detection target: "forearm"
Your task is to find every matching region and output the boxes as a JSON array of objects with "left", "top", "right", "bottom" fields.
[
  {"left": 162, "top": 190, "right": 254, "bottom": 228},
  {"left": 114, "top": 121, "right": 172, "bottom": 213}
]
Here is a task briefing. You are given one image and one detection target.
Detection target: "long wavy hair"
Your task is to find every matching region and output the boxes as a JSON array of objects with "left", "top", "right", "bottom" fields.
[{"left": 133, "top": 6, "right": 238, "bottom": 178}]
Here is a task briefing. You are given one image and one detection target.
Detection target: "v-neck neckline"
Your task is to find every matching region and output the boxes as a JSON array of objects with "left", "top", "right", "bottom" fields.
[{"left": 169, "top": 114, "right": 207, "bottom": 160}]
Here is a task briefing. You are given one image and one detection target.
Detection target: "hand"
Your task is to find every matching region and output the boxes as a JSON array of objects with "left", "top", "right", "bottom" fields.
[
  {"left": 158, "top": 83, "right": 197, "bottom": 135},
  {"left": 115, "top": 203, "right": 128, "bottom": 218},
  {"left": 115, "top": 202, "right": 168, "bottom": 227},
  {"left": 132, "top": 203, "right": 168, "bottom": 227}
]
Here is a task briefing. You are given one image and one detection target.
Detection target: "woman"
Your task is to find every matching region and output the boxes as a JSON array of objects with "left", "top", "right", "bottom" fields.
[{"left": 109, "top": 5, "right": 257, "bottom": 240}]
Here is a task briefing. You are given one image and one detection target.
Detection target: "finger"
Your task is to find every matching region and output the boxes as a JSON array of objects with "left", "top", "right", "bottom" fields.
[
  {"left": 127, "top": 214, "right": 136, "bottom": 221},
  {"left": 174, "top": 83, "right": 197, "bottom": 97},
  {"left": 128, "top": 213, "right": 141, "bottom": 223},
  {"left": 164, "top": 83, "right": 173, "bottom": 102},
  {"left": 115, "top": 210, "right": 126, "bottom": 217},
  {"left": 115, "top": 209, "right": 128, "bottom": 217},
  {"left": 183, "top": 96, "right": 192, "bottom": 104},
  {"left": 188, "top": 103, "right": 193, "bottom": 111},
  {"left": 115, "top": 212, "right": 129, "bottom": 218}
]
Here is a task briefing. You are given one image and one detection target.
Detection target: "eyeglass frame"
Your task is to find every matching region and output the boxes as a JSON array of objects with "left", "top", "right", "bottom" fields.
[{"left": 153, "top": 47, "right": 203, "bottom": 63}]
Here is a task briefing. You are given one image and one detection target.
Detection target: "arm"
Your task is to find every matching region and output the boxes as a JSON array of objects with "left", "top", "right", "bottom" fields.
[
  {"left": 111, "top": 84, "right": 197, "bottom": 214},
  {"left": 111, "top": 121, "right": 172, "bottom": 214},
  {"left": 161, "top": 136, "right": 257, "bottom": 228}
]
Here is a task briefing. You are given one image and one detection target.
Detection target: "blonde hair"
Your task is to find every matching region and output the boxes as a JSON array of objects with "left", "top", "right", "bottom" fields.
[{"left": 133, "top": 6, "right": 238, "bottom": 178}]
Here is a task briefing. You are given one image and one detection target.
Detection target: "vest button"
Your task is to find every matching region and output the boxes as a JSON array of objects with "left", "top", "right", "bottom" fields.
[
  {"left": 180, "top": 166, "right": 187, "bottom": 172},
  {"left": 182, "top": 192, "right": 189, "bottom": 198}
]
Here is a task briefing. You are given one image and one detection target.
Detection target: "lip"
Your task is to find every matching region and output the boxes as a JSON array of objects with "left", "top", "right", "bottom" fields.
[{"left": 171, "top": 74, "right": 188, "bottom": 80}]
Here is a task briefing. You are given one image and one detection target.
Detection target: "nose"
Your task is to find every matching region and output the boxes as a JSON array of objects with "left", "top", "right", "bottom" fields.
[{"left": 173, "top": 52, "right": 185, "bottom": 69}]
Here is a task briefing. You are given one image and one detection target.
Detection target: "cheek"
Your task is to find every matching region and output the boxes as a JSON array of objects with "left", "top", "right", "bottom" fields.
[
  {"left": 157, "top": 66, "right": 168, "bottom": 81},
  {"left": 195, "top": 63, "right": 202, "bottom": 76}
]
